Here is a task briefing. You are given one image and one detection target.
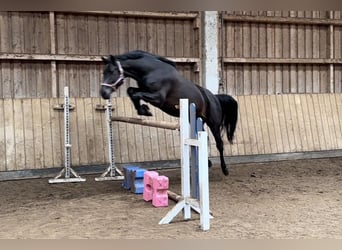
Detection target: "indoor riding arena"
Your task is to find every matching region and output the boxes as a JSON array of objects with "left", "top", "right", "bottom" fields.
[{"left": 0, "top": 11, "right": 341, "bottom": 239}]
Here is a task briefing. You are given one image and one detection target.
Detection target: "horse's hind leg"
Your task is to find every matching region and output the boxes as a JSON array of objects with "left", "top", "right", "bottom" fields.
[{"left": 211, "top": 127, "right": 229, "bottom": 176}]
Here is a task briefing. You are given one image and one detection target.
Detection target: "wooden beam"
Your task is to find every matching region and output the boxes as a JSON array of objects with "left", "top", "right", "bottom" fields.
[
  {"left": 111, "top": 116, "right": 180, "bottom": 130},
  {"left": 49, "top": 11, "right": 58, "bottom": 98},
  {"left": 223, "top": 57, "right": 342, "bottom": 65},
  {"left": 66, "top": 11, "right": 199, "bottom": 20},
  {"left": 222, "top": 14, "right": 342, "bottom": 26},
  {"left": 0, "top": 53, "right": 200, "bottom": 64}
]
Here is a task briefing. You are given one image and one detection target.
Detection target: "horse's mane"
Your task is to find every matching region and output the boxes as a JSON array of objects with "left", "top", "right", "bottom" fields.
[{"left": 114, "top": 50, "right": 177, "bottom": 68}]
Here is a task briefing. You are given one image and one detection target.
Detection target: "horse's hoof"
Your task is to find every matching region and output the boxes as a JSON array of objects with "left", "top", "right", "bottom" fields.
[
  {"left": 222, "top": 168, "right": 229, "bottom": 176},
  {"left": 208, "top": 160, "right": 212, "bottom": 168},
  {"left": 138, "top": 105, "right": 152, "bottom": 116}
]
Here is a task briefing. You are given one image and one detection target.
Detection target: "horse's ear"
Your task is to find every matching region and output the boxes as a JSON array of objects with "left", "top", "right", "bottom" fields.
[
  {"left": 109, "top": 55, "right": 116, "bottom": 63},
  {"left": 101, "top": 56, "right": 109, "bottom": 64}
]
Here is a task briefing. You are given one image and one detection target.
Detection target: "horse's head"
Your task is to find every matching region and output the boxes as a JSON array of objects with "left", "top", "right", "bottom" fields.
[{"left": 100, "top": 55, "right": 125, "bottom": 99}]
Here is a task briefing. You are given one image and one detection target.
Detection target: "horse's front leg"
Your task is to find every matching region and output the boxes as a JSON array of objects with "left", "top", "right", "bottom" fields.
[
  {"left": 127, "top": 87, "right": 165, "bottom": 116},
  {"left": 127, "top": 87, "right": 152, "bottom": 116}
]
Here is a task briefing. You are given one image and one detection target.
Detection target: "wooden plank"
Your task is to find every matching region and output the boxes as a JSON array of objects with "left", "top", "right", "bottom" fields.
[
  {"left": 251, "top": 65, "right": 259, "bottom": 94},
  {"left": 225, "top": 64, "right": 236, "bottom": 95},
  {"left": 318, "top": 94, "right": 334, "bottom": 149},
  {"left": 154, "top": 107, "right": 168, "bottom": 161},
  {"left": 332, "top": 94, "right": 342, "bottom": 148},
  {"left": 294, "top": 94, "right": 308, "bottom": 151},
  {"left": 243, "top": 65, "right": 251, "bottom": 95},
  {"left": 162, "top": 108, "right": 178, "bottom": 160},
  {"left": 41, "top": 98, "right": 53, "bottom": 168},
  {"left": 233, "top": 96, "right": 244, "bottom": 156},
  {"left": 4, "top": 99, "right": 15, "bottom": 170},
  {"left": 259, "top": 65, "right": 267, "bottom": 94},
  {"left": 255, "top": 95, "right": 270, "bottom": 154},
  {"left": 250, "top": 95, "right": 264, "bottom": 154},
  {"left": 258, "top": 22, "right": 266, "bottom": 59},
  {"left": 325, "top": 94, "right": 339, "bottom": 149},
  {"left": 92, "top": 98, "right": 105, "bottom": 163},
  {"left": 68, "top": 97, "right": 80, "bottom": 166},
  {"left": 270, "top": 95, "right": 284, "bottom": 153},
  {"left": 166, "top": 19, "right": 175, "bottom": 57},
  {"left": 0, "top": 52, "right": 201, "bottom": 63},
  {"left": 235, "top": 65, "right": 243, "bottom": 95},
  {"left": 22, "top": 99, "right": 35, "bottom": 169},
  {"left": 237, "top": 96, "right": 251, "bottom": 155},
  {"left": 157, "top": 19, "right": 166, "bottom": 56},
  {"left": 0, "top": 12, "right": 11, "bottom": 52},
  {"left": 300, "top": 94, "right": 315, "bottom": 151},
  {"left": 87, "top": 14, "right": 99, "bottom": 55},
  {"left": 250, "top": 23, "right": 258, "bottom": 58},
  {"left": 172, "top": 112, "right": 181, "bottom": 159},
  {"left": 123, "top": 97, "right": 138, "bottom": 162},
  {"left": 84, "top": 98, "right": 96, "bottom": 164},
  {"left": 66, "top": 14, "right": 77, "bottom": 54},
  {"left": 222, "top": 13, "right": 342, "bottom": 26},
  {"left": 49, "top": 98, "right": 62, "bottom": 167},
  {"left": 263, "top": 95, "right": 277, "bottom": 154},
  {"left": 281, "top": 95, "right": 296, "bottom": 152},
  {"left": 31, "top": 99, "right": 44, "bottom": 169},
  {"left": 0, "top": 99, "right": 5, "bottom": 171},
  {"left": 98, "top": 15, "right": 109, "bottom": 55},
  {"left": 75, "top": 98, "right": 88, "bottom": 165},
  {"left": 311, "top": 94, "right": 326, "bottom": 150},
  {"left": 13, "top": 99, "right": 25, "bottom": 169},
  {"left": 135, "top": 18, "right": 146, "bottom": 52},
  {"left": 225, "top": 22, "right": 235, "bottom": 58},
  {"left": 115, "top": 97, "right": 129, "bottom": 162},
  {"left": 79, "top": 63, "right": 90, "bottom": 97},
  {"left": 244, "top": 95, "right": 258, "bottom": 155},
  {"left": 11, "top": 12, "right": 23, "bottom": 53},
  {"left": 223, "top": 57, "right": 342, "bottom": 64},
  {"left": 305, "top": 94, "right": 321, "bottom": 150},
  {"left": 146, "top": 18, "right": 157, "bottom": 54},
  {"left": 76, "top": 11, "right": 199, "bottom": 20},
  {"left": 320, "top": 94, "right": 337, "bottom": 150},
  {"left": 110, "top": 98, "right": 119, "bottom": 163},
  {"left": 288, "top": 94, "right": 303, "bottom": 151},
  {"left": 276, "top": 95, "right": 290, "bottom": 152},
  {"left": 175, "top": 19, "right": 184, "bottom": 57}
]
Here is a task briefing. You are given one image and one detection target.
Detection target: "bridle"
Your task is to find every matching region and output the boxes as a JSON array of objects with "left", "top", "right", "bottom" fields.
[{"left": 101, "top": 60, "right": 125, "bottom": 89}]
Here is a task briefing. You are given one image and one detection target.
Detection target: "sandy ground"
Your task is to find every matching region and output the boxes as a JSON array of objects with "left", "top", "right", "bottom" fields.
[{"left": 0, "top": 157, "right": 341, "bottom": 239}]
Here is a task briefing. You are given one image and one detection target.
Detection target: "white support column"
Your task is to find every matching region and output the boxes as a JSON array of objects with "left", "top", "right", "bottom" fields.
[{"left": 202, "top": 11, "right": 219, "bottom": 94}]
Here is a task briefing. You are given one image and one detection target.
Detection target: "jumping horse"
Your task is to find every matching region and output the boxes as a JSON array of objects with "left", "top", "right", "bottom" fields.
[{"left": 100, "top": 50, "right": 238, "bottom": 176}]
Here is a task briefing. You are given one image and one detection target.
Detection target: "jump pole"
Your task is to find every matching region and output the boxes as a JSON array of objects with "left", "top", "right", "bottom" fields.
[
  {"left": 49, "top": 87, "right": 86, "bottom": 184},
  {"left": 159, "top": 99, "right": 211, "bottom": 231},
  {"left": 95, "top": 99, "right": 124, "bottom": 181}
]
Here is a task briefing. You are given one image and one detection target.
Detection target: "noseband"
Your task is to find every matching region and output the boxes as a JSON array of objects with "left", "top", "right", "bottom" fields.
[{"left": 101, "top": 60, "right": 125, "bottom": 89}]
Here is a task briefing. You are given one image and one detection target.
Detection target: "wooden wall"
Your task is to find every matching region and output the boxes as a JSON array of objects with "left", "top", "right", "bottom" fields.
[
  {"left": 0, "top": 11, "right": 201, "bottom": 98},
  {"left": 0, "top": 94, "right": 341, "bottom": 172},
  {"left": 221, "top": 11, "right": 342, "bottom": 95}
]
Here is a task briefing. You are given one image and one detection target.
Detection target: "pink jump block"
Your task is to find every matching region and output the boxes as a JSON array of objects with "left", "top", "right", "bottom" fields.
[
  {"left": 152, "top": 175, "right": 169, "bottom": 207},
  {"left": 143, "top": 171, "right": 169, "bottom": 207},
  {"left": 143, "top": 171, "right": 159, "bottom": 202}
]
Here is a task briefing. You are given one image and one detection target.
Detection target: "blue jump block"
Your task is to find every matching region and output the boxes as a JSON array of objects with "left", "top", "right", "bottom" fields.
[
  {"left": 122, "top": 166, "right": 140, "bottom": 190},
  {"left": 130, "top": 168, "right": 147, "bottom": 194}
]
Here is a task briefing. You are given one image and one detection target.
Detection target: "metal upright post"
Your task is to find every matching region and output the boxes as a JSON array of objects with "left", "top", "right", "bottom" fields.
[
  {"left": 49, "top": 86, "right": 86, "bottom": 183},
  {"left": 95, "top": 99, "right": 124, "bottom": 181}
]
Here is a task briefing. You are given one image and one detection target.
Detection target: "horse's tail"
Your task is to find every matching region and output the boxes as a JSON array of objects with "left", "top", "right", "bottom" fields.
[{"left": 215, "top": 94, "right": 238, "bottom": 144}]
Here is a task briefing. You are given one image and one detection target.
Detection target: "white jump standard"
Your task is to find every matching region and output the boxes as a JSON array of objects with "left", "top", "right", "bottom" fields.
[{"left": 159, "top": 99, "right": 211, "bottom": 231}]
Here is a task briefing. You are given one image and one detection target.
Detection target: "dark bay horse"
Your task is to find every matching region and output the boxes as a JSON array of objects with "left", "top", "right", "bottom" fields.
[{"left": 100, "top": 50, "right": 238, "bottom": 176}]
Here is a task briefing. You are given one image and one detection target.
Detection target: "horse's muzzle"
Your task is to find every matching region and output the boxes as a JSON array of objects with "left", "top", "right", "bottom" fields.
[{"left": 100, "top": 86, "right": 112, "bottom": 100}]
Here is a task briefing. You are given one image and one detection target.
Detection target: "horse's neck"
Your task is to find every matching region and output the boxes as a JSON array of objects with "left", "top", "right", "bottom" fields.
[{"left": 121, "top": 60, "right": 145, "bottom": 81}]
